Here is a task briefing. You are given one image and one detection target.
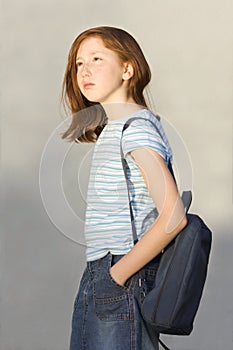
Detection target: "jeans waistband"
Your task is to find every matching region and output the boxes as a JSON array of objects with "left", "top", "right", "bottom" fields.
[
  {"left": 86, "top": 253, "right": 123, "bottom": 273},
  {"left": 86, "top": 251, "right": 162, "bottom": 274}
]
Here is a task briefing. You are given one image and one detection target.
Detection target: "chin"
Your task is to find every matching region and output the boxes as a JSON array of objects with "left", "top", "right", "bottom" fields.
[{"left": 83, "top": 94, "right": 101, "bottom": 103}]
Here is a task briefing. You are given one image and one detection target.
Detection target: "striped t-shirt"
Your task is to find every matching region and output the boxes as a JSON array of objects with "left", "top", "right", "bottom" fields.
[{"left": 84, "top": 108, "right": 173, "bottom": 261}]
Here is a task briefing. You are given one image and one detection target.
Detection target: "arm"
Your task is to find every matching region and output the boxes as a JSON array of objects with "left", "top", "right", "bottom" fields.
[{"left": 110, "top": 147, "right": 188, "bottom": 286}]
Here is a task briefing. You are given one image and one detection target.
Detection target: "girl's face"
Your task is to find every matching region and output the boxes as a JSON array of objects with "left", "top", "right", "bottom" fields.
[{"left": 76, "top": 37, "right": 131, "bottom": 104}]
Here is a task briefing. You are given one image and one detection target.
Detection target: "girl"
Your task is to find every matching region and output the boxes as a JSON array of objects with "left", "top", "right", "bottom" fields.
[{"left": 61, "top": 26, "right": 187, "bottom": 350}]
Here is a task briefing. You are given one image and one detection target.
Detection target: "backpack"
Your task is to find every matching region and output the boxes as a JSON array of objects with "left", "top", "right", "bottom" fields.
[{"left": 121, "top": 116, "right": 212, "bottom": 349}]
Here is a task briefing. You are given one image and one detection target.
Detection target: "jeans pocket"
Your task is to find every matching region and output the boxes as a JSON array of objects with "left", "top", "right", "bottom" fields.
[{"left": 94, "top": 257, "right": 131, "bottom": 321}]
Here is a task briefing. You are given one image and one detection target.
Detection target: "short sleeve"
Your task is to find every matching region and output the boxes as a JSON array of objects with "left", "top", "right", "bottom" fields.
[{"left": 122, "top": 118, "right": 171, "bottom": 163}]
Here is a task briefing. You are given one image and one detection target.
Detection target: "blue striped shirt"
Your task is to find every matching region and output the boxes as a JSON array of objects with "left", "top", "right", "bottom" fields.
[{"left": 84, "top": 108, "right": 173, "bottom": 261}]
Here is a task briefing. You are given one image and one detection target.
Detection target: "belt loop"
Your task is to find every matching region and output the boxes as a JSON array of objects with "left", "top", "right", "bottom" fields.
[
  {"left": 107, "top": 252, "right": 113, "bottom": 268},
  {"left": 87, "top": 260, "right": 91, "bottom": 273}
]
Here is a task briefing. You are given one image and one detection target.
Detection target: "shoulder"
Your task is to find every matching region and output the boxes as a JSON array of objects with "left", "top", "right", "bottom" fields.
[
  {"left": 124, "top": 109, "right": 160, "bottom": 128},
  {"left": 122, "top": 109, "right": 166, "bottom": 140},
  {"left": 122, "top": 109, "right": 173, "bottom": 163},
  {"left": 122, "top": 109, "right": 165, "bottom": 144}
]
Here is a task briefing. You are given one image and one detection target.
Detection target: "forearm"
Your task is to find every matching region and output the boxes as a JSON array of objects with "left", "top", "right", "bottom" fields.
[{"left": 110, "top": 209, "right": 187, "bottom": 286}]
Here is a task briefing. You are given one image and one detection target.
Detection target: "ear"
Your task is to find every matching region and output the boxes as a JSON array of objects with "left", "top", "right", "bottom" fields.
[{"left": 122, "top": 62, "right": 134, "bottom": 81}]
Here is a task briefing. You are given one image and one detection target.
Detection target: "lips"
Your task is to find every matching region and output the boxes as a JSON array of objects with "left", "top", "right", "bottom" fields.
[{"left": 83, "top": 82, "right": 95, "bottom": 89}]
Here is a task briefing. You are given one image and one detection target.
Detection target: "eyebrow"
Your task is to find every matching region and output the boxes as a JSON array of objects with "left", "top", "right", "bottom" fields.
[{"left": 76, "top": 51, "right": 104, "bottom": 61}]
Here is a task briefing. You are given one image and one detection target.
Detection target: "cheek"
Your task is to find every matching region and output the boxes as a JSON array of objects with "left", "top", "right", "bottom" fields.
[
  {"left": 76, "top": 73, "right": 83, "bottom": 91},
  {"left": 76, "top": 71, "right": 81, "bottom": 84}
]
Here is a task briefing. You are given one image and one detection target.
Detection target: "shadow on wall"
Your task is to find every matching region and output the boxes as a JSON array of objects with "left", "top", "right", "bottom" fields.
[{"left": 1, "top": 177, "right": 233, "bottom": 350}]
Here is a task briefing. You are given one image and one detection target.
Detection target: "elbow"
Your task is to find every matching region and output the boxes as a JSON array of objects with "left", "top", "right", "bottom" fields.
[
  {"left": 169, "top": 214, "right": 188, "bottom": 236},
  {"left": 165, "top": 212, "right": 188, "bottom": 237}
]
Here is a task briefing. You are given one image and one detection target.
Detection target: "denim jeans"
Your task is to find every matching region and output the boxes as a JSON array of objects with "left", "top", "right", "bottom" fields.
[{"left": 69, "top": 252, "right": 161, "bottom": 350}]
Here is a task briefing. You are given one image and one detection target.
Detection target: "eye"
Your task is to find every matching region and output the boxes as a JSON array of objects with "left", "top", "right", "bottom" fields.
[
  {"left": 93, "top": 57, "right": 102, "bottom": 62},
  {"left": 76, "top": 61, "right": 83, "bottom": 68}
]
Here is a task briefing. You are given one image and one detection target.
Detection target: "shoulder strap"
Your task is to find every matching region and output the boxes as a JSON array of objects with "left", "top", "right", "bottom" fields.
[
  {"left": 158, "top": 338, "right": 171, "bottom": 350},
  {"left": 120, "top": 116, "right": 192, "bottom": 244},
  {"left": 121, "top": 116, "right": 176, "bottom": 183}
]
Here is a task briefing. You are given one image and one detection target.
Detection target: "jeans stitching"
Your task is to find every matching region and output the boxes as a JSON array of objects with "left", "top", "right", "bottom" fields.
[
  {"left": 70, "top": 254, "right": 160, "bottom": 350},
  {"left": 81, "top": 271, "right": 92, "bottom": 350},
  {"left": 93, "top": 254, "right": 131, "bottom": 321}
]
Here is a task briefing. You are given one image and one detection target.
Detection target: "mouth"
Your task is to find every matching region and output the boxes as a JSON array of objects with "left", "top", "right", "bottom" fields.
[{"left": 83, "top": 83, "right": 95, "bottom": 89}]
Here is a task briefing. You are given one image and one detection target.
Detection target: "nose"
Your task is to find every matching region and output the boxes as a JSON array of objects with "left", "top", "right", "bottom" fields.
[{"left": 81, "top": 62, "right": 91, "bottom": 77}]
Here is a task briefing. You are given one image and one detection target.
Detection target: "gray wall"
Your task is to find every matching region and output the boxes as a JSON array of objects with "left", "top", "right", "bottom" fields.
[{"left": 1, "top": 0, "right": 232, "bottom": 349}]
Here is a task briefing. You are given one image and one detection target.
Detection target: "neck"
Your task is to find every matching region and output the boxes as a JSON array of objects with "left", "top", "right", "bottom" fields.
[{"left": 101, "top": 101, "right": 145, "bottom": 121}]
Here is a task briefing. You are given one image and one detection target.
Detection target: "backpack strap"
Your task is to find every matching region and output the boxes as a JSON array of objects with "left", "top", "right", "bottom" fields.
[
  {"left": 159, "top": 338, "right": 171, "bottom": 350},
  {"left": 120, "top": 115, "right": 193, "bottom": 350},
  {"left": 120, "top": 116, "right": 192, "bottom": 220},
  {"left": 121, "top": 116, "right": 177, "bottom": 183}
]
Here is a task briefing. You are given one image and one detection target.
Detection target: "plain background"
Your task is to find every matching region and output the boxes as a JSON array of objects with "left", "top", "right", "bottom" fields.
[{"left": 1, "top": 0, "right": 233, "bottom": 349}]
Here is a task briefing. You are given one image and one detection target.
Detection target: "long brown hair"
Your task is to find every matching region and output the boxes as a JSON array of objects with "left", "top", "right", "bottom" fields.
[{"left": 61, "top": 26, "right": 152, "bottom": 143}]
